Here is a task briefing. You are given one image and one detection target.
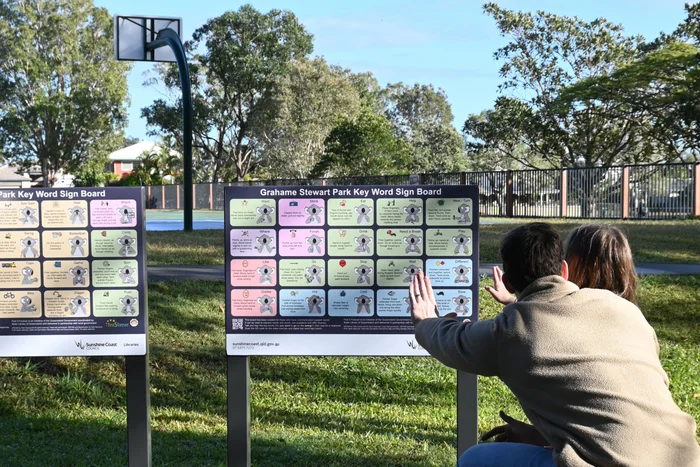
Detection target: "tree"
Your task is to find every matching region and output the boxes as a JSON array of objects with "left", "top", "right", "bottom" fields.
[
  {"left": 311, "top": 109, "right": 412, "bottom": 178},
  {"left": 385, "top": 83, "right": 465, "bottom": 172},
  {"left": 464, "top": 4, "right": 647, "bottom": 169},
  {"left": 72, "top": 157, "right": 109, "bottom": 187},
  {"left": 559, "top": 41, "right": 700, "bottom": 162},
  {"left": 385, "top": 83, "right": 453, "bottom": 138},
  {"left": 409, "top": 121, "right": 466, "bottom": 173},
  {"left": 571, "top": 2, "right": 700, "bottom": 163},
  {"left": 142, "top": 4, "right": 313, "bottom": 182},
  {"left": 345, "top": 71, "right": 386, "bottom": 114},
  {"left": 254, "top": 57, "right": 361, "bottom": 179},
  {"left": 120, "top": 136, "right": 141, "bottom": 149},
  {"left": 464, "top": 107, "right": 552, "bottom": 171},
  {"left": 0, "top": 0, "right": 130, "bottom": 187}
]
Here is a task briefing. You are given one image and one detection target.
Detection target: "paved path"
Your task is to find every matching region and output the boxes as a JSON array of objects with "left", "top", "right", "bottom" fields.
[{"left": 148, "top": 263, "right": 700, "bottom": 282}]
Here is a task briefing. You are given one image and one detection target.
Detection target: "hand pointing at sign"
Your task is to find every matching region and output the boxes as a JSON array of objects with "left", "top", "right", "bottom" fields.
[{"left": 409, "top": 270, "right": 457, "bottom": 324}]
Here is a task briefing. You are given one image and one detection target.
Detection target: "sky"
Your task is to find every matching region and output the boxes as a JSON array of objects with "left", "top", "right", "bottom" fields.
[{"left": 96, "top": 0, "right": 690, "bottom": 141}]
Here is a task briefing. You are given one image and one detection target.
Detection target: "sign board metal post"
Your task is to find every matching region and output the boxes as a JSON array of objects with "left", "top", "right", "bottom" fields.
[
  {"left": 127, "top": 355, "right": 152, "bottom": 467},
  {"left": 227, "top": 356, "right": 251, "bottom": 467},
  {"left": 127, "top": 190, "right": 152, "bottom": 467},
  {"left": 457, "top": 371, "right": 478, "bottom": 457}
]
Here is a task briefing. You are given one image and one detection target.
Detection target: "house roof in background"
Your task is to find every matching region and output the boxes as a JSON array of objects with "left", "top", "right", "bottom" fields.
[
  {"left": 108, "top": 141, "right": 180, "bottom": 162},
  {"left": 0, "top": 165, "right": 31, "bottom": 182}
]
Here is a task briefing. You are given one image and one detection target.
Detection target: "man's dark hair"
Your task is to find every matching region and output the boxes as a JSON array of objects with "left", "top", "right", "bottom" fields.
[{"left": 500, "top": 222, "right": 563, "bottom": 292}]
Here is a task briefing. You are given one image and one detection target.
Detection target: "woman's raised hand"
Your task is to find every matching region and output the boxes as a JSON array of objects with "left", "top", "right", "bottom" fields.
[{"left": 484, "top": 266, "right": 516, "bottom": 305}]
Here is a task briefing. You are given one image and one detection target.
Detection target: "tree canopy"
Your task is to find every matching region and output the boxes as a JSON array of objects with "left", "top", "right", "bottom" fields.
[
  {"left": 312, "top": 109, "right": 412, "bottom": 178},
  {"left": 559, "top": 40, "right": 700, "bottom": 162},
  {"left": 0, "top": 0, "right": 130, "bottom": 186},
  {"left": 142, "top": 4, "right": 313, "bottom": 182},
  {"left": 4, "top": 1, "right": 698, "bottom": 185},
  {"left": 384, "top": 83, "right": 465, "bottom": 173},
  {"left": 254, "top": 57, "right": 361, "bottom": 179},
  {"left": 464, "top": 4, "right": 650, "bottom": 169}
]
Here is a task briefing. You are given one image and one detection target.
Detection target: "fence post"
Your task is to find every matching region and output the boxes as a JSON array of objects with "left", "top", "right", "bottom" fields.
[
  {"left": 419, "top": 173, "right": 427, "bottom": 184},
  {"left": 192, "top": 184, "right": 197, "bottom": 210},
  {"left": 506, "top": 170, "right": 514, "bottom": 218},
  {"left": 322, "top": 179, "right": 327, "bottom": 186},
  {"left": 209, "top": 183, "right": 214, "bottom": 210},
  {"left": 147, "top": 185, "right": 151, "bottom": 208},
  {"left": 384, "top": 175, "right": 389, "bottom": 185},
  {"left": 693, "top": 163, "right": 700, "bottom": 218},
  {"left": 621, "top": 167, "right": 630, "bottom": 219},
  {"left": 161, "top": 185, "right": 165, "bottom": 210},
  {"left": 460, "top": 172, "right": 467, "bottom": 185},
  {"left": 176, "top": 185, "right": 181, "bottom": 210},
  {"left": 560, "top": 169, "right": 567, "bottom": 218}
]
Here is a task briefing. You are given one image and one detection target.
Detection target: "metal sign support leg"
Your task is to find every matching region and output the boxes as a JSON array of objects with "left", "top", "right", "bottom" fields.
[
  {"left": 457, "top": 371, "right": 478, "bottom": 460},
  {"left": 126, "top": 355, "right": 152, "bottom": 467},
  {"left": 228, "top": 356, "right": 251, "bottom": 467}
]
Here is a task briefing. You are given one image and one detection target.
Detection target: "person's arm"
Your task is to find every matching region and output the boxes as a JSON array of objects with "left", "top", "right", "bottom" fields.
[
  {"left": 415, "top": 317, "right": 500, "bottom": 376},
  {"left": 410, "top": 271, "right": 501, "bottom": 376}
]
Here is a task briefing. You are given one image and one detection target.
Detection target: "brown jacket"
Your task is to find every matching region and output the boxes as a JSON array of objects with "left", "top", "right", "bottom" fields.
[{"left": 415, "top": 276, "right": 700, "bottom": 466}]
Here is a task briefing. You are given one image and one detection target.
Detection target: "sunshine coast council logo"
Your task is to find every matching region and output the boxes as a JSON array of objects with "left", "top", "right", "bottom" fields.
[
  {"left": 74, "top": 340, "right": 117, "bottom": 351},
  {"left": 406, "top": 339, "right": 423, "bottom": 350}
]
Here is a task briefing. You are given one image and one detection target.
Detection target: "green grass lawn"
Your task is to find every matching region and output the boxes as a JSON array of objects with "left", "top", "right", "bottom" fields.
[
  {"left": 146, "top": 218, "right": 700, "bottom": 266},
  {"left": 0, "top": 277, "right": 697, "bottom": 466}
]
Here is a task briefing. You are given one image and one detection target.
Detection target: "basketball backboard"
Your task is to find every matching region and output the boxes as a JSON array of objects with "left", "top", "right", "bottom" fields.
[{"left": 114, "top": 15, "right": 183, "bottom": 63}]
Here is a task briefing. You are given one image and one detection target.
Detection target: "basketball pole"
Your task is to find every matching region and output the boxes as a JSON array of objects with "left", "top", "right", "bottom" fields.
[{"left": 146, "top": 28, "right": 194, "bottom": 232}]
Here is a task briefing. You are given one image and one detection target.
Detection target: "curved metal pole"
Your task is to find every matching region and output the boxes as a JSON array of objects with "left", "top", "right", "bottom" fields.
[{"left": 146, "top": 28, "right": 193, "bottom": 231}]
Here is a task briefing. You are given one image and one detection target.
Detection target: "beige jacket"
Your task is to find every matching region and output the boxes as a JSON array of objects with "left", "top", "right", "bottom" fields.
[{"left": 415, "top": 276, "right": 700, "bottom": 467}]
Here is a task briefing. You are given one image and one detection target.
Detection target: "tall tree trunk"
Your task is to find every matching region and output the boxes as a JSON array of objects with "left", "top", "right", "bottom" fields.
[{"left": 41, "top": 158, "right": 49, "bottom": 188}]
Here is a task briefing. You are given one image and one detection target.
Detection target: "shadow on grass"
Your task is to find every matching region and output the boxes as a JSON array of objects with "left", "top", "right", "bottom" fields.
[
  {"left": 250, "top": 356, "right": 455, "bottom": 406},
  {"left": 638, "top": 276, "right": 700, "bottom": 346},
  {"left": 0, "top": 410, "right": 454, "bottom": 467},
  {"left": 253, "top": 405, "right": 455, "bottom": 446},
  {"left": 148, "top": 282, "right": 225, "bottom": 334}
]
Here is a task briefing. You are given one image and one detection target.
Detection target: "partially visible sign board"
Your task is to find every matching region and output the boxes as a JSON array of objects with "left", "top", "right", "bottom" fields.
[{"left": 0, "top": 187, "right": 147, "bottom": 356}]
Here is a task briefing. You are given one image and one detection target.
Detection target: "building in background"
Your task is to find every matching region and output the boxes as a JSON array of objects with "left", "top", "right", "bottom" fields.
[
  {"left": 106, "top": 141, "right": 181, "bottom": 181},
  {"left": 106, "top": 141, "right": 158, "bottom": 177},
  {"left": 0, "top": 165, "right": 74, "bottom": 188},
  {"left": 21, "top": 166, "right": 74, "bottom": 187},
  {"left": 0, "top": 165, "right": 33, "bottom": 188}
]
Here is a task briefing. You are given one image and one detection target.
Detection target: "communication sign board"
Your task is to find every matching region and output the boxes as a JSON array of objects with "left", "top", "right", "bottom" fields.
[
  {"left": 0, "top": 187, "right": 147, "bottom": 356},
  {"left": 225, "top": 185, "right": 479, "bottom": 356}
]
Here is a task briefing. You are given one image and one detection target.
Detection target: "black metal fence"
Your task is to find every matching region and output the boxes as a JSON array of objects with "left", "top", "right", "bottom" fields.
[{"left": 144, "top": 162, "right": 700, "bottom": 220}]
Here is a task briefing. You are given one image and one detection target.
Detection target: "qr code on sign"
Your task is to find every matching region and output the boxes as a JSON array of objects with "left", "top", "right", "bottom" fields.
[{"left": 231, "top": 319, "right": 244, "bottom": 330}]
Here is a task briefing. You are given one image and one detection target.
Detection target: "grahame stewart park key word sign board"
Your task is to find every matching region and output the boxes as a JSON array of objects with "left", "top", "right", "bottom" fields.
[
  {"left": 0, "top": 187, "right": 147, "bottom": 357},
  {"left": 225, "top": 185, "right": 479, "bottom": 356}
]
